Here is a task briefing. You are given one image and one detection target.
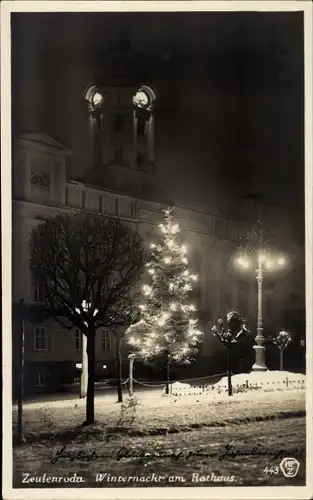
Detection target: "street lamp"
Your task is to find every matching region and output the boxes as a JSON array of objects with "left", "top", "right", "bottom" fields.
[{"left": 235, "top": 229, "right": 287, "bottom": 371}]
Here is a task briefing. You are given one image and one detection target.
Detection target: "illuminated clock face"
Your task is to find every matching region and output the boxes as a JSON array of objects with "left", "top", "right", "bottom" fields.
[
  {"left": 133, "top": 90, "right": 150, "bottom": 109},
  {"left": 92, "top": 92, "right": 103, "bottom": 107}
]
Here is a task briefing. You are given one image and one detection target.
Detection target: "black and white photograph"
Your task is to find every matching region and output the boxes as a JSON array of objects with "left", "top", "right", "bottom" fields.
[{"left": 1, "top": 1, "right": 312, "bottom": 499}]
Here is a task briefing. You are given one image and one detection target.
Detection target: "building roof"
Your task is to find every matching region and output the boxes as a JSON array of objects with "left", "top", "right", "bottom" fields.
[{"left": 18, "top": 133, "right": 72, "bottom": 154}]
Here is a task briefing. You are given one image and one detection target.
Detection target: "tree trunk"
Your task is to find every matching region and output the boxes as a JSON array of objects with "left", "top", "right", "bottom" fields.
[
  {"left": 86, "top": 329, "right": 96, "bottom": 424},
  {"left": 115, "top": 334, "right": 123, "bottom": 403},
  {"left": 280, "top": 349, "right": 284, "bottom": 372},
  {"left": 227, "top": 346, "right": 233, "bottom": 397},
  {"left": 165, "top": 357, "right": 170, "bottom": 395}
]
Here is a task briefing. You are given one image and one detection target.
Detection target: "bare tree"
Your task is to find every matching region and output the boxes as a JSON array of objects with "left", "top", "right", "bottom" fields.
[
  {"left": 211, "top": 311, "right": 249, "bottom": 396},
  {"left": 30, "top": 212, "right": 144, "bottom": 424},
  {"left": 273, "top": 330, "right": 292, "bottom": 371}
]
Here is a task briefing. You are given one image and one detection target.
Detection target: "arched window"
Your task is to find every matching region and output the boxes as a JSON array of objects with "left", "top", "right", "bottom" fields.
[
  {"left": 132, "top": 85, "right": 156, "bottom": 171},
  {"left": 85, "top": 85, "right": 105, "bottom": 113},
  {"left": 132, "top": 85, "right": 156, "bottom": 111},
  {"left": 31, "top": 173, "right": 50, "bottom": 188}
]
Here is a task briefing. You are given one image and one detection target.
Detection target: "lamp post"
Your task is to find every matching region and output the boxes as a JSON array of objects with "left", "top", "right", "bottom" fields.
[
  {"left": 300, "top": 337, "right": 305, "bottom": 373},
  {"left": 254, "top": 248, "right": 267, "bottom": 371},
  {"left": 128, "top": 354, "right": 136, "bottom": 397},
  {"left": 236, "top": 227, "right": 286, "bottom": 372}
]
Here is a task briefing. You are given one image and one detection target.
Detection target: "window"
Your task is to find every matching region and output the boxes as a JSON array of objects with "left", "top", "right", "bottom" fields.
[
  {"left": 92, "top": 92, "right": 103, "bottom": 108},
  {"left": 102, "top": 329, "right": 111, "bottom": 350},
  {"left": 99, "top": 195, "right": 103, "bottom": 213},
  {"left": 82, "top": 191, "right": 86, "bottom": 209},
  {"left": 36, "top": 373, "right": 45, "bottom": 387},
  {"left": 131, "top": 200, "right": 137, "bottom": 217},
  {"left": 75, "top": 330, "right": 83, "bottom": 350},
  {"left": 31, "top": 281, "right": 45, "bottom": 303},
  {"left": 85, "top": 86, "right": 105, "bottom": 113},
  {"left": 34, "top": 327, "right": 48, "bottom": 350},
  {"left": 132, "top": 86, "right": 156, "bottom": 111},
  {"left": 31, "top": 173, "right": 50, "bottom": 188},
  {"left": 115, "top": 198, "right": 119, "bottom": 215}
]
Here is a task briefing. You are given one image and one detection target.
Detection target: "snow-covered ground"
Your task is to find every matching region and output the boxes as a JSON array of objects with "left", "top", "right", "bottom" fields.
[
  {"left": 215, "top": 370, "right": 305, "bottom": 388},
  {"left": 13, "top": 388, "right": 305, "bottom": 440},
  {"left": 169, "top": 371, "right": 305, "bottom": 396}
]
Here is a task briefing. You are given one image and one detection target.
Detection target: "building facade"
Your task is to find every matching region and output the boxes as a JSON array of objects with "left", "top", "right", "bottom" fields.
[
  {"left": 12, "top": 129, "right": 261, "bottom": 394},
  {"left": 12, "top": 32, "right": 305, "bottom": 394}
]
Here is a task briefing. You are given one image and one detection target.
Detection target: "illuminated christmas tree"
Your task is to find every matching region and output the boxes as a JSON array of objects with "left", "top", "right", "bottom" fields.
[{"left": 126, "top": 207, "right": 203, "bottom": 393}]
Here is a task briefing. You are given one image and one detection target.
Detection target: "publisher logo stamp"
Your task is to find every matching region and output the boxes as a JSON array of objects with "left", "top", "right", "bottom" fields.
[{"left": 279, "top": 457, "right": 300, "bottom": 478}]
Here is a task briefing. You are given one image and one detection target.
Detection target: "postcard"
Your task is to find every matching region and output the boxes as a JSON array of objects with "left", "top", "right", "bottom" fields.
[{"left": 1, "top": 1, "right": 312, "bottom": 499}]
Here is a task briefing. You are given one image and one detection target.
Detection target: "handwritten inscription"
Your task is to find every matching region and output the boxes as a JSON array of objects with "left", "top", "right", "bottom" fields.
[{"left": 50, "top": 443, "right": 304, "bottom": 465}]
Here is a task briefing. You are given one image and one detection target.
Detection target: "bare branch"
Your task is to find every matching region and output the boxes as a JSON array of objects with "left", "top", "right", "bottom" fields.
[{"left": 30, "top": 212, "right": 144, "bottom": 335}]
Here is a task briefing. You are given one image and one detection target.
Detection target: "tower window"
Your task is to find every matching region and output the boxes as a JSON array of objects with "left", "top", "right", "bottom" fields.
[
  {"left": 92, "top": 92, "right": 103, "bottom": 108},
  {"left": 85, "top": 86, "right": 105, "bottom": 113},
  {"left": 132, "top": 86, "right": 156, "bottom": 111}
]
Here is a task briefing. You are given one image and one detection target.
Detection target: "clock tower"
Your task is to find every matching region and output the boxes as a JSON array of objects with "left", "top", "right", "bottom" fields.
[{"left": 79, "top": 32, "right": 158, "bottom": 198}]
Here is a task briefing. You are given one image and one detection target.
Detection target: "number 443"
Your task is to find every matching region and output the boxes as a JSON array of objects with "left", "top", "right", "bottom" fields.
[{"left": 264, "top": 465, "right": 279, "bottom": 475}]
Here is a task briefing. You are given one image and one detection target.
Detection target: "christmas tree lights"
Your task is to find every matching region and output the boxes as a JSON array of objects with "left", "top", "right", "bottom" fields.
[{"left": 126, "top": 207, "right": 203, "bottom": 392}]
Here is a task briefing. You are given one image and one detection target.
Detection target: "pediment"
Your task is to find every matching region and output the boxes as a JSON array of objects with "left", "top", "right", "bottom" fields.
[{"left": 18, "top": 133, "right": 71, "bottom": 155}]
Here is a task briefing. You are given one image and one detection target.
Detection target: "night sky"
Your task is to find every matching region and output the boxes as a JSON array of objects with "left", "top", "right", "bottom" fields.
[{"left": 11, "top": 11, "right": 305, "bottom": 242}]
